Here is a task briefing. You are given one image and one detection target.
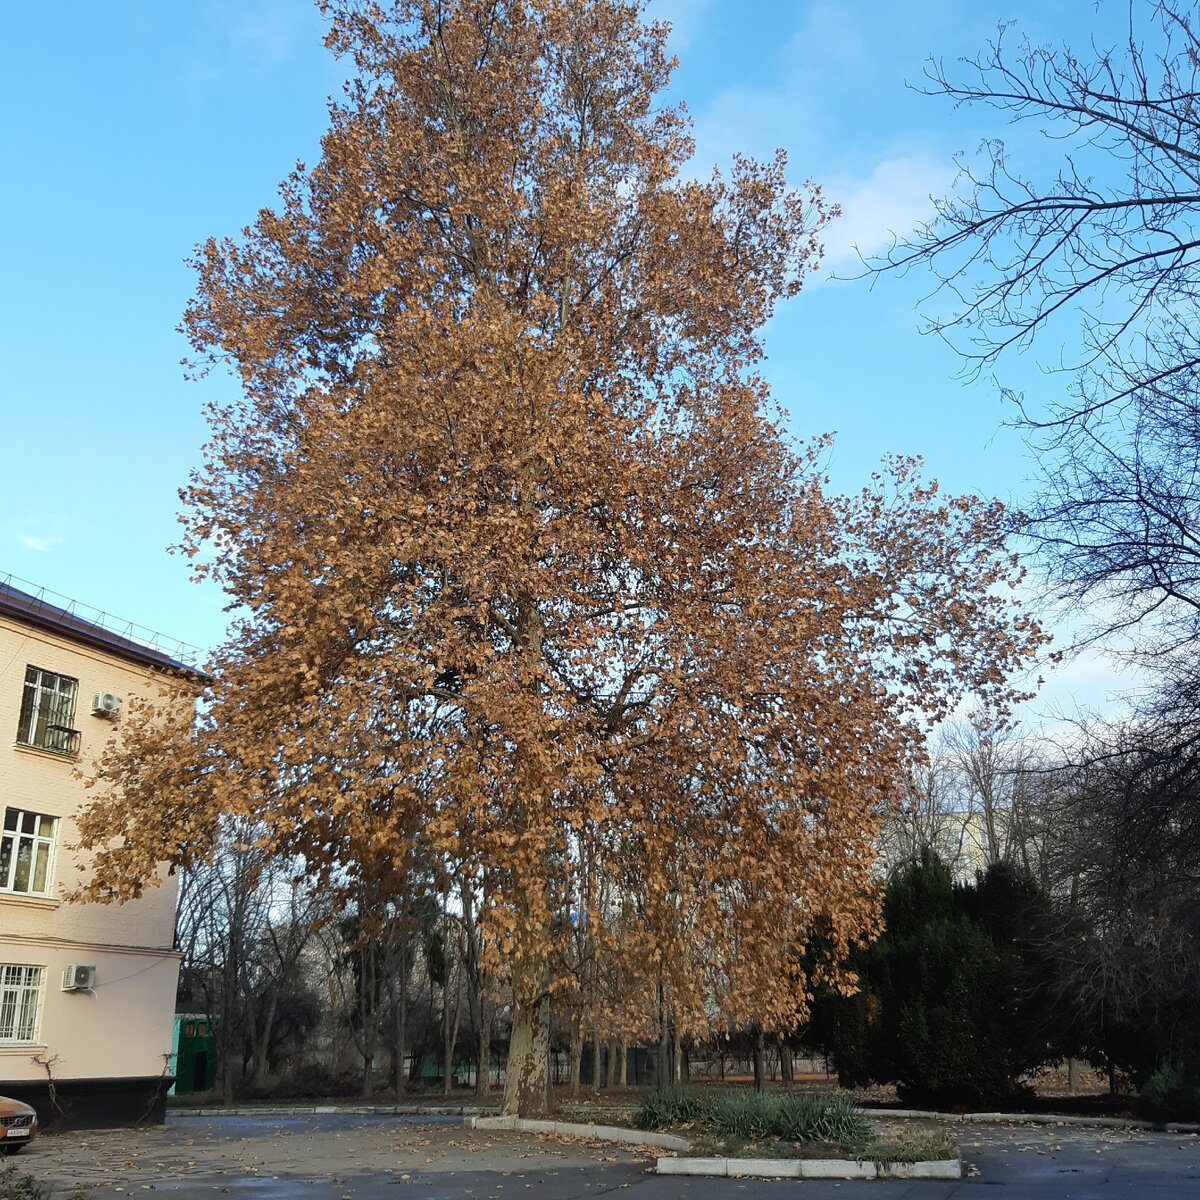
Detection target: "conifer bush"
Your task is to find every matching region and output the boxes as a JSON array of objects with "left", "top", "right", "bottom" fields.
[{"left": 1133, "top": 1065, "right": 1200, "bottom": 1123}]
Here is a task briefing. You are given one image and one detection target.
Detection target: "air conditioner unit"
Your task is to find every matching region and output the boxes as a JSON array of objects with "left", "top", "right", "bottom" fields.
[
  {"left": 91, "top": 692, "right": 122, "bottom": 718},
  {"left": 62, "top": 964, "right": 96, "bottom": 992}
]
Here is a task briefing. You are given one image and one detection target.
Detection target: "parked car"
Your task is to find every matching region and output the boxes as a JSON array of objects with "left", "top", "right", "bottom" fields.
[{"left": 0, "top": 1096, "right": 36, "bottom": 1153}]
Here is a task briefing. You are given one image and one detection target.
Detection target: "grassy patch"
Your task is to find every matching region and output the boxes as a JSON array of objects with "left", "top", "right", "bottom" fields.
[
  {"left": 859, "top": 1125, "right": 959, "bottom": 1164},
  {"left": 638, "top": 1087, "right": 957, "bottom": 1165},
  {"left": 635, "top": 1086, "right": 706, "bottom": 1130}
]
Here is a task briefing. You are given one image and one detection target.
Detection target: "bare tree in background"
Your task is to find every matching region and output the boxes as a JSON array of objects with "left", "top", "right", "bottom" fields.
[
  {"left": 878, "top": 754, "right": 973, "bottom": 876},
  {"left": 877, "top": 5, "right": 1200, "bottom": 1090},
  {"left": 1034, "top": 705, "right": 1200, "bottom": 1081},
  {"left": 879, "top": 0, "right": 1200, "bottom": 657},
  {"left": 175, "top": 821, "right": 326, "bottom": 1099},
  {"left": 881, "top": 714, "right": 1053, "bottom": 880}
]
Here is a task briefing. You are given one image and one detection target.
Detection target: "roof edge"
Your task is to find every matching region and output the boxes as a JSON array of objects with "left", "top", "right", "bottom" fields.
[{"left": 0, "top": 579, "right": 210, "bottom": 683}]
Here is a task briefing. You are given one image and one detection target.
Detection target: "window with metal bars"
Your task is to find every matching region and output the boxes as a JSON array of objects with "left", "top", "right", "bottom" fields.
[
  {"left": 16, "top": 665, "right": 79, "bottom": 755},
  {"left": 0, "top": 965, "right": 42, "bottom": 1043}
]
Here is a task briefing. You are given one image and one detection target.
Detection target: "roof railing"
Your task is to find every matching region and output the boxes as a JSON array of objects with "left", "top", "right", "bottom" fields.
[{"left": 0, "top": 570, "right": 206, "bottom": 669}]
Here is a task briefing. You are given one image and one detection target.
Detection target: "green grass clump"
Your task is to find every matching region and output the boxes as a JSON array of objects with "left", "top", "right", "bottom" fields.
[
  {"left": 704, "top": 1091, "right": 872, "bottom": 1145},
  {"left": 708, "top": 1090, "right": 784, "bottom": 1140},
  {"left": 1133, "top": 1065, "right": 1200, "bottom": 1123},
  {"left": 641, "top": 1087, "right": 955, "bottom": 1165},
  {"left": 638, "top": 1086, "right": 890, "bottom": 1156},
  {"left": 777, "top": 1093, "right": 873, "bottom": 1144},
  {"left": 636, "top": 1085, "right": 706, "bottom": 1130}
]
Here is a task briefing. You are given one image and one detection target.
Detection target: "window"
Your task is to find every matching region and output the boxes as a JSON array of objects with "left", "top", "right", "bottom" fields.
[
  {"left": 16, "top": 666, "right": 79, "bottom": 755},
  {"left": 0, "top": 809, "right": 57, "bottom": 896},
  {"left": 0, "top": 965, "right": 42, "bottom": 1043}
]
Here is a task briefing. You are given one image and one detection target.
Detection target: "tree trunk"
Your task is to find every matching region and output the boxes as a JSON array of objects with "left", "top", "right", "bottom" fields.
[
  {"left": 570, "top": 1019, "right": 583, "bottom": 1098},
  {"left": 440, "top": 901, "right": 461, "bottom": 1097},
  {"left": 752, "top": 1026, "right": 765, "bottom": 1093},
  {"left": 443, "top": 974, "right": 462, "bottom": 1097},
  {"left": 249, "top": 991, "right": 279, "bottom": 1087},
  {"left": 655, "top": 982, "right": 670, "bottom": 1087},
  {"left": 656, "top": 1033, "right": 670, "bottom": 1088},
  {"left": 592, "top": 1013, "right": 603, "bottom": 1095},
  {"left": 501, "top": 966, "right": 550, "bottom": 1116},
  {"left": 779, "top": 1037, "right": 793, "bottom": 1089},
  {"left": 476, "top": 989, "right": 490, "bottom": 1097},
  {"left": 360, "top": 940, "right": 378, "bottom": 1099},
  {"left": 391, "top": 922, "right": 409, "bottom": 1098},
  {"left": 617, "top": 1038, "right": 627, "bottom": 1087},
  {"left": 218, "top": 979, "right": 236, "bottom": 1105},
  {"left": 461, "top": 879, "right": 488, "bottom": 1098}
]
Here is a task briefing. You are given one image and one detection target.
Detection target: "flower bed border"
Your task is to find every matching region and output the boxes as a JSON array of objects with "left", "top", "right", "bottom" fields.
[
  {"left": 467, "top": 1115, "right": 959, "bottom": 1178},
  {"left": 467, "top": 1114, "right": 687, "bottom": 1150},
  {"left": 656, "top": 1155, "right": 961, "bottom": 1179}
]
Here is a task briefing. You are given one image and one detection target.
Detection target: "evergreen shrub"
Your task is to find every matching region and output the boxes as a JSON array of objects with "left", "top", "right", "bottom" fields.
[{"left": 1133, "top": 1065, "right": 1200, "bottom": 1123}]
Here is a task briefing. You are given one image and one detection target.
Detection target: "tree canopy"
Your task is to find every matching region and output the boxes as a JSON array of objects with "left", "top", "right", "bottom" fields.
[{"left": 77, "top": 0, "right": 1047, "bottom": 1116}]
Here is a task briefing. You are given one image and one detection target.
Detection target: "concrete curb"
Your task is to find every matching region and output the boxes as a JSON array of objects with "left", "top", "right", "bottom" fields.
[
  {"left": 173, "top": 1104, "right": 491, "bottom": 1118},
  {"left": 467, "top": 1114, "right": 687, "bottom": 1150},
  {"left": 655, "top": 1156, "right": 961, "bottom": 1179},
  {"left": 168, "top": 1103, "right": 1200, "bottom": 1137},
  {"left": 880, "top": 1159, "right": 965, "bottom": 1179},
  {"left": 463, "top": 1114, "right": 958, "bottom": 1179},
  {"left": 874, "top": 1108, "right": 1200, "bottom": 1134}
]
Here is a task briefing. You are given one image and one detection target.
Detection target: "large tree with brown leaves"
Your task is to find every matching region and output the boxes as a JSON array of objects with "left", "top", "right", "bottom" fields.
[{"left": 77, "top": 0, "right": 1047, "bottom": 1115}]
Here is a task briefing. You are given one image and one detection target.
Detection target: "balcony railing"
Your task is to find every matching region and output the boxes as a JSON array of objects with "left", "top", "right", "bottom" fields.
[{"left": 21, "top": 724, "right": 81, "bottom": 757}]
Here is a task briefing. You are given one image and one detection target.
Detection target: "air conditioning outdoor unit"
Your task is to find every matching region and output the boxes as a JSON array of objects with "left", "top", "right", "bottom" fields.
[
  {"left": 62, "top": 964, "right": 96, "bottom": 992},
  {"left": 91, "top": 692, "right": 122, "bottom": 718}
]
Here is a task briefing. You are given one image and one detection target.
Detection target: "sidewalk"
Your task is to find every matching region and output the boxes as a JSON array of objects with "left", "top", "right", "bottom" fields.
[{"left": 15, "top": 1108, "right": 655, "bottom": 1195}]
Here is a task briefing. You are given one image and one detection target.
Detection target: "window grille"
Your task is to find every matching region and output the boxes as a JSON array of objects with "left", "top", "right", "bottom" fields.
[
  {"left": 16, "top": 666, "right": 79, "bottom": 755},
  {"left": 0, "top": 965, "right": 42, "bottom": 1043}
]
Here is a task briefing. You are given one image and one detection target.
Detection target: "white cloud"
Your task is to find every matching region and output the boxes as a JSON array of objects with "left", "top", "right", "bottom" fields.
[
  {"left": 682, "top": 2, "right": 875, "bottom": 177},
  {"left": 654, "top": 0, "right": 716, "bottom": 52},
  {"left": 818, "top": 155, "right": 954, "bottom": 271},
  {"left": 7, "top": 511, "right": 69, "bottom": 555},
  {"left": 229, "top": 0, "right": 317, "bottom": 65},
  {"left": 17, "top": 533, "right": 64, "bottom": 553}
]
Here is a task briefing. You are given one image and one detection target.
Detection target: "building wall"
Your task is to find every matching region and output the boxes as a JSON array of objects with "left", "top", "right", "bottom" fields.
[{"left": 0, "top": 611, "right": 183, "bottom": 1095}]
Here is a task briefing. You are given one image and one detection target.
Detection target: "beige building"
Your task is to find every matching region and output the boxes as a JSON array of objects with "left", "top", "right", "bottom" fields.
[
  {"left": 0, "top": 577, "right": 198, "bottom": 1126},
  {"left": 877, "top": 808, "right": 997, "bottom": 884}
]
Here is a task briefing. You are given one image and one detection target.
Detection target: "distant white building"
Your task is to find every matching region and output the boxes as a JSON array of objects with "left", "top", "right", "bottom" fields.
[{"left": 877, "top": 807, "right": 997, "bottom": 883}]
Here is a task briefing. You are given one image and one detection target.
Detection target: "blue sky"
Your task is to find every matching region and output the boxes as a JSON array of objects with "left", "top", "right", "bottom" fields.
[{"left": 0, "top": 0, "right": 1139, "bottom": 721}]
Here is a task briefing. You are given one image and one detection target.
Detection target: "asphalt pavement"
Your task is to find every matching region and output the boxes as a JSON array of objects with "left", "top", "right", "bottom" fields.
[{"left": 8, "top": 1111, "right": 1200, "bottom": 1199}]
